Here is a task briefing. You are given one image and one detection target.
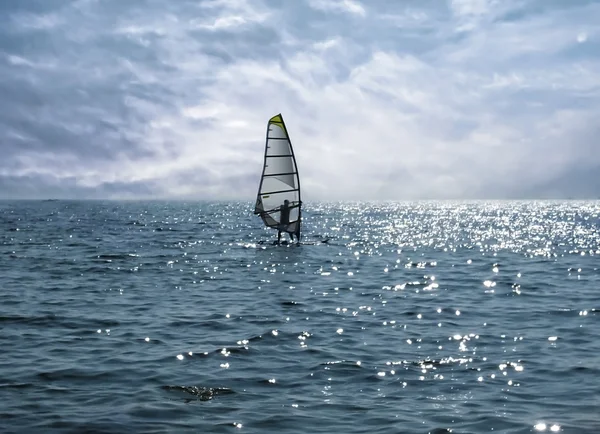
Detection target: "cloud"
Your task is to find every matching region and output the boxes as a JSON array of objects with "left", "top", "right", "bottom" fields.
[
  {"left": 0, "top": 0, "right": 599, "bottom": 200},
  {"left": 307, "top": 0, "right": 367, "bottom": 17},
  {"left": 192, "top": 0, "right": 270, "bottom": 31}
]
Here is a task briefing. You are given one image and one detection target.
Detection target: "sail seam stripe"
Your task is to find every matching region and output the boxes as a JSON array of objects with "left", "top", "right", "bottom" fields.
[
  {"left": 261, "top": 188, "right": 298, "bottom": 195},
  {"left": 263, "top": 172, "right": 298, "bottom": 177}
]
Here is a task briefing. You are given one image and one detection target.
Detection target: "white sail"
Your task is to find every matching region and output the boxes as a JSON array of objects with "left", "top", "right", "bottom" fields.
[{"left": 254, "top": 113, "right": 302, "bottom": 240}]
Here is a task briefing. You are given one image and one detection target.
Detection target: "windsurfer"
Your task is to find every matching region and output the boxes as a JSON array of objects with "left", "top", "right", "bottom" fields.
[{"left": 278, "top": 199, "right": 293, "bottom": 243}]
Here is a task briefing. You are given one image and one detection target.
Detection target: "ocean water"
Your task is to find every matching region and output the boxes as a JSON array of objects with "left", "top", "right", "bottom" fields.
[{"left": 1, "top": 200, "right": 599, "bottom": 434}]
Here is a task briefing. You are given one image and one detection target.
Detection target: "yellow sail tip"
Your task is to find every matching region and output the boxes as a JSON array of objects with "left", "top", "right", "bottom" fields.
[{"left": 269, "top": 114, "right": 283, "bottom": 124}]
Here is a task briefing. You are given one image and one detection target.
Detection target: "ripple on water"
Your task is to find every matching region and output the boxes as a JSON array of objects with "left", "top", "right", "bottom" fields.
[{"left": 1, "top": 200, "right": 599, "bottom": 432}]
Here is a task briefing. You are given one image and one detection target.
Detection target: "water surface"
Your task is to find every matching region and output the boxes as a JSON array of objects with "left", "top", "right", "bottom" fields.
[{"left": 1, "top": 200, "right": 599, "bottom": 433}]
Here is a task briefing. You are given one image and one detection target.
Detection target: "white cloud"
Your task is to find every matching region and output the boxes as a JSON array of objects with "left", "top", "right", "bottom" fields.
[
  {"left": 313, "top": 38, "right": 341, "bottom": 51},
  {"left": 10, "top": 12, "right": 65, "bottom": 30},
  {"left": 378, "top": 9, "right": 431, "bottom": 29},
  {"left": 194, "top": 0, "right": 271, "bottom": 30},
  {"left": 307, "top": 0, "right": 366, "bottom": 17},
  {"left": 450, "top": 0, "right": 495, "bottom": 18}
]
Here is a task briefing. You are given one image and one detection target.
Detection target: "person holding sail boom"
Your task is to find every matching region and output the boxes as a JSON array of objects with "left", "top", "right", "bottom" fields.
[{"left": 277, "top": 199, "right": 297, "bottom": 244}]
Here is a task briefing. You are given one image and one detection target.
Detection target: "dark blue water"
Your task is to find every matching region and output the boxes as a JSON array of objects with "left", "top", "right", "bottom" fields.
[{"left": 1, "top": 200, "right": 599, "bottom": 433}]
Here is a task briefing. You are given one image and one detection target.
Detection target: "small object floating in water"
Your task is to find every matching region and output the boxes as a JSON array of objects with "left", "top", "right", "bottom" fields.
[{"left": 161, "top": 385, "right": 234, "bottom": 401}]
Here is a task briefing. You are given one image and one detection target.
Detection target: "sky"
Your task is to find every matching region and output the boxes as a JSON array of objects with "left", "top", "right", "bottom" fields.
[{"left": 1, "top": 0, "right": 599, "bottom": 201}]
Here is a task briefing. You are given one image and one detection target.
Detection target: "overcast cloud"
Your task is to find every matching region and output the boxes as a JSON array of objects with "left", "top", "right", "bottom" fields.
[{"left": 1, "top": 0, "right": 599, "bottom": 200}]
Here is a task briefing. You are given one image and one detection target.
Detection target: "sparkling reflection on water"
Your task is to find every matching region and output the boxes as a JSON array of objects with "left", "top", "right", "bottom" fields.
[{"left": 0, "top": 200, "right": 599, "bottom": 433}]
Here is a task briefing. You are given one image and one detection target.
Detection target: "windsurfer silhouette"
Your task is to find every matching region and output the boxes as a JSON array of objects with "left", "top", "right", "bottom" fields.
[{"left": 277, "top": 199, "right": 294, "bottom": 244}]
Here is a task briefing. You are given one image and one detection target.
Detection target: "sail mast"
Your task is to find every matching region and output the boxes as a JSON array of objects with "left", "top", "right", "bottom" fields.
[{"left": 279, "top": 114, "right": 301, "bottom": 241}]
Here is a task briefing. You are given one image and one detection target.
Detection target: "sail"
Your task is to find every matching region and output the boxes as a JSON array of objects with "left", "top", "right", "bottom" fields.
[{"left": 254, "top": 114, "right": 302, "bottom": 239}]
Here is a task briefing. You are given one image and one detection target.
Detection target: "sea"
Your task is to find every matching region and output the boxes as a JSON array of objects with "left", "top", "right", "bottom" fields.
[{"left": 1, "top": 200, "right": 599, "bottom": 434}]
